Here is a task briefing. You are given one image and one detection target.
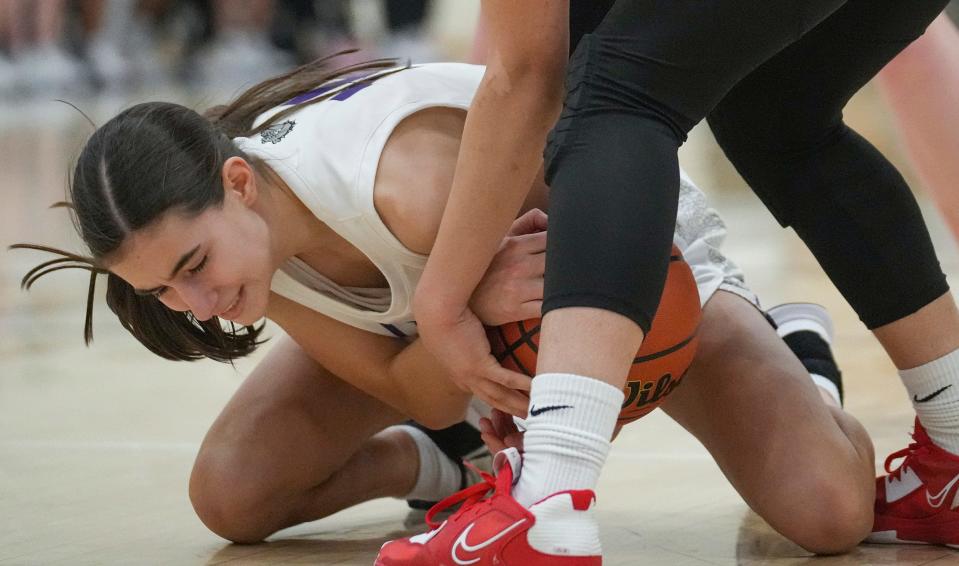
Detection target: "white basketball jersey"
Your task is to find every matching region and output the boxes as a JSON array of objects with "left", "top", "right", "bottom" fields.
[
  {"left": 232, "top": 63, "right": 484, "bottom": 337},
  {"left": 232, "top": 62, "right": 749, "bottom": 338}
]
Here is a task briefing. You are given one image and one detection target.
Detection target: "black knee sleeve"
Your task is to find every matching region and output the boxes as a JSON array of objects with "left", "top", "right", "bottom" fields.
[
  {"left": 547, "top": 0, "right": 951, "bottom": 331},
  {"left": 712, "top": 119, "right": 948, "bottom": 329},
  {"left": 543, "top": 38, "right": 683, "bottom": 332}
]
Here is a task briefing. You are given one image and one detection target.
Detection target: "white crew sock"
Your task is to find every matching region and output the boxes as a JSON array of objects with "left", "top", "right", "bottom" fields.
[
  {"left": 389, "top": 424, "right": 463, "bottom": 502},
  {"left": 900, "top": 347, "right": 959, "bottom": 455},
  {"left": 513, "top": 373, "right": 624, "bottom": 507}
]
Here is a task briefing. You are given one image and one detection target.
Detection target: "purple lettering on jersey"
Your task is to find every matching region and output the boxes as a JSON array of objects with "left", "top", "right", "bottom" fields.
[
  {"left": 332, "top": 82, "right": 372, "bottom": 100},
  {"left": 285, "top": 72, "right": 375, "bottom": 105},
  {"left": 285, "top": 80, "right": 347, "bottom": 105}
]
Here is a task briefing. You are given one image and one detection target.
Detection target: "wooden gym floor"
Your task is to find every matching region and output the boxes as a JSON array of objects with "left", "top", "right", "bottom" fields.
[{"left": 2, "top": 85, "right": 959, "bottom": 565}]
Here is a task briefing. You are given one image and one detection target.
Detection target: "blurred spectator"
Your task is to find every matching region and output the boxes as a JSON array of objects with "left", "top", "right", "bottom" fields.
[
  {"left": 0, "top": 0, "right": 464, "bottom": 100},
  {"left": 0, "top": 0, "right": 83, "bottom": 96},
  {"left": 0, "top": 15, "right": 14, "bottom": 97},
  {"left": 308, "top": 0, "right": 362, "bottom": 60},
  {"left": 79, "top": 0, "right": 173, "bottom": 90},
  {"left": 380, "top": 0, "right": 438, "bottom": 62},
  {"left": 190, "top": 0, "right": 293, "bottom": 91}
]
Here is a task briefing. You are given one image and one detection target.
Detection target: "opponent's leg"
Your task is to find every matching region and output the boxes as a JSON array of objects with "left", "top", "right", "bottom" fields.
[
  {"left": 189, "top": 336, "right": 467, "bottom": 543},
  {"left": 875, "top": 13, "right": 959, "bottom": 244},
  {"left": 661, "top": 292, "right": 875, "bottom": 553},
  {"left": 705, "top": 0, "right": 959, "bottom": 545},
  {"left": 707, "top": 0, "right": 954, "bottom": 349},
  {"left": 706, "top": 0, "right": 959, "bottom": 423},
  {"left": 532, "top": 0, "right": 853, "bottom": 513}
]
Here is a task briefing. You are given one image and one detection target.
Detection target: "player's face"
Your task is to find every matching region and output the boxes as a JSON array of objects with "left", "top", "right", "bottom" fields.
[{"left": 107, "top": 192, "right": 275, "bottom": 326}]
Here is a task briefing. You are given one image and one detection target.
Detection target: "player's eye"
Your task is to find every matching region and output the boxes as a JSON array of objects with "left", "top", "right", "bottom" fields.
[{"left": 188, "top": 256, "right": 208, "bottom": 275}]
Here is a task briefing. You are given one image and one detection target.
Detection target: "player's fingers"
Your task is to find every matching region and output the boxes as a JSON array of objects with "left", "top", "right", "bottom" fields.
[
  {"left": 504, "top": 431, "right": 525, "bottom": 452},
  {"left": 528, "top": 250, "right": 546, "bottom": 275},
  {"left": 512, "top": 230, "right": 547, "bottom": 252},
  {"left": 474, "top": 385, "right": 515, "bottom": 417},
  {"left": 514, "top": 272, "right": 543, "bottom": 298},
  {"left": 479, "top": 417, "right": 496, "bottom": 436},
  {"left": 530, "top": 208, "right": 548, "bottom": 231},
  {"left": 477, "top": 380, "right": 530, "bottom": 418},
  {"left": 491, "top": 409, "right": 515, "bottom": 438},
  {"left": 506, "top": 210, "right": 532, "bottom": 237},
  {"left": 515, "top": 300, "right": 543, "bottom": 321},
  {"left": 489, "top": 365, "right": 532, "bottom": 392},
  {"left": 481, "top": 431, "right": 508, "bottom": 454},
  {"left": 507, "top": 208, "right": 548, "bottom": 237}
]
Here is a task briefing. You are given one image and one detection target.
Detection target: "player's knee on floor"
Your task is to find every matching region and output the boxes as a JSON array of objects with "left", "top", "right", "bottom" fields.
[
  {"left": 779, "top": 475, "right": 873, "bottom": 554},
  {"left": 189, "top": 449, "right": 289, "bottom": 544}
]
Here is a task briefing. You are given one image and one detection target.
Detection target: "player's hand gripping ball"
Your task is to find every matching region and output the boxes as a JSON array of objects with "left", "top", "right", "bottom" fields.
[{"left": 488, "top": 245, "right": 702, "bottom": 425}]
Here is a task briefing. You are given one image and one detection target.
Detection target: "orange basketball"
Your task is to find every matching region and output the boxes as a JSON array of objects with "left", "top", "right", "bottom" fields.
[{"left": 488, "top": 245, "right": 702, "bottom": 425}]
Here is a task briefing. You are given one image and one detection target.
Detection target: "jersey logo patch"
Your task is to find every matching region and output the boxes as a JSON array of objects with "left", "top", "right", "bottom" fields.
[{"left": 260, "top": 120, "right": 295, "bottom": 144}]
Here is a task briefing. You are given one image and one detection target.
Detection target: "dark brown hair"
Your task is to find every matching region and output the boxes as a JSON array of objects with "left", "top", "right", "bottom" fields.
[{"left": 11, "top": 52, "right": 409, "bottom": 362}]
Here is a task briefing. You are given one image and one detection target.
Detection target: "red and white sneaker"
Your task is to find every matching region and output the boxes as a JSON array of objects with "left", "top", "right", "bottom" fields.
[
  {"left": 375, "top": 448, "right": 602, "bottom": 565},
  {"left": 869, "top": 419, "right": 959, "bottom": 547}
]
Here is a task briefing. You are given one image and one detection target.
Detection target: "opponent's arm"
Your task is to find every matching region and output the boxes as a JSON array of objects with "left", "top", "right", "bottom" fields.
[
  {"left": 418, "top": 0, "right": 566, "bottom": 316},
  {"left": 413, "top": 0, "right": 568, "bottom": 411}
]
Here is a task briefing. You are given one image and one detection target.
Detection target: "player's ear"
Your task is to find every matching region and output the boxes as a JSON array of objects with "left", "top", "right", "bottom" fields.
[{"left": 221, "top": 156, "right": 258, "bottom": 206}]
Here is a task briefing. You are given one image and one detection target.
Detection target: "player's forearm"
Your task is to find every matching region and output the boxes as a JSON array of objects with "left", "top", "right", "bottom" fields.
[
  {"left": 416, "top": 68, "right": 564, "bottom": 318},
  {"left": 387, "top": 338, "right": 472, "bottom": 429}
]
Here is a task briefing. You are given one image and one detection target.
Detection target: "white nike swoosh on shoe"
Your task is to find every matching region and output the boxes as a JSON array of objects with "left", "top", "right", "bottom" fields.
[
  {"left": 409, "top": 521, "right": 446, "bottom": 545},
  {"left": 885, "top": 466, "right": 923, "bottom": 503},
  {"left": 927, "top": 472, "right": 959, "bottom": 508},
  {"left": 451, "top": 519, "right": 527, "bottom": 565}
]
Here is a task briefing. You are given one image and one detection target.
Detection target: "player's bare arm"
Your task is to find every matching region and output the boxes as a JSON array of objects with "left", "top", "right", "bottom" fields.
[
  {"left": 268, "top": 293, "right": 470, "bottom": 429},
  {"left": 411, "top": 0, "right": 569, "bottom": 414}
]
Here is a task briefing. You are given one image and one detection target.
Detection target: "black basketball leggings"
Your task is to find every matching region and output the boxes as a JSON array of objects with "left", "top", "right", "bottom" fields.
[{"left": 544, "top": 0, "right": 950, "bottom": 331}]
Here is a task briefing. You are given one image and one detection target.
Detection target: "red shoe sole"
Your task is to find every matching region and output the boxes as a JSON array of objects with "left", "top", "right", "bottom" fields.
[{"left": 870, "top": 513, "right": 959, "bottom": 547}]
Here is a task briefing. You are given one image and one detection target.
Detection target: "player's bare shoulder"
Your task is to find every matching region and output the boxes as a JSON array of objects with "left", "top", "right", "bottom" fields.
[{"left": 373, "top": 106, "right": 466, "bottom": 255}]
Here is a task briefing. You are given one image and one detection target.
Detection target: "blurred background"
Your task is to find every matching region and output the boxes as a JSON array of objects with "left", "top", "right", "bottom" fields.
[
  {"left": 2, "top": 2, "right": 959, "bottom": 565},
  {"left": 0, "top": 0, "right": 478, "bottom": 97}
]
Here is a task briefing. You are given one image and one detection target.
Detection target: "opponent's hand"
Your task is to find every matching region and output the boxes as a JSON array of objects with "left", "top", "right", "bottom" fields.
[
  {"left": 479, "top": 409, "right": 525, "bottom": 453},
  {"left": 471, "top": 208, "right": 547, "bottom": 326},
  {"left": 416, "top": 304, "right": 532, "bottom": 417},
  {"left": 506, "top": 207, "right": 548, "bottom": 238}
]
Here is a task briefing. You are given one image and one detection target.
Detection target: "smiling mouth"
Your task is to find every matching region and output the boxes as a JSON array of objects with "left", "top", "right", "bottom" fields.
[{"left": 219, "top": 287, "right": 243, "bottom": 320}]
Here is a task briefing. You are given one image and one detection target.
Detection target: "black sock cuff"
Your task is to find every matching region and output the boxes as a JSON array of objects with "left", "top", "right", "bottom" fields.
[{"left": 782, "top": 331, "right": 844, "bottom": 404}]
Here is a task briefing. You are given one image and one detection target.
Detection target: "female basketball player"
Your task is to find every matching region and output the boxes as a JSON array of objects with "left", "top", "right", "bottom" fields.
[{"left": 14, "top": 58, "right": 874, "bottom": 557}]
